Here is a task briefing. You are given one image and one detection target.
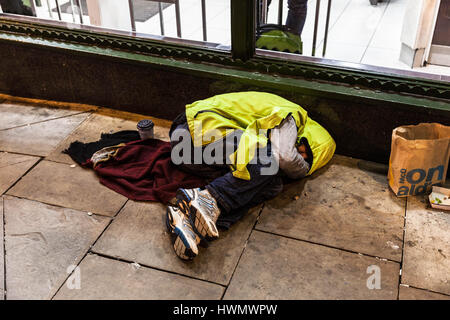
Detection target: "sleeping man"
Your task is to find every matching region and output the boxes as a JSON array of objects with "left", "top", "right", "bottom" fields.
[{"left": 166, "top": 92, "right": 336, "bottom": 260}]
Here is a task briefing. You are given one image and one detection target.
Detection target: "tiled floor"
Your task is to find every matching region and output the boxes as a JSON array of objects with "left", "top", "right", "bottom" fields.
[
  {"left": 0, "top": 97, "right": 449, "bottom": 300},
  {"left": 30, "top": 0, "right": 450, "bottom": 76}
]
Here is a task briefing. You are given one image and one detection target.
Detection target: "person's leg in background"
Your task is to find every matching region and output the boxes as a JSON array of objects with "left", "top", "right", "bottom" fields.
[{"left": 286, "top": 0, "right": 308, "bottom": 36}]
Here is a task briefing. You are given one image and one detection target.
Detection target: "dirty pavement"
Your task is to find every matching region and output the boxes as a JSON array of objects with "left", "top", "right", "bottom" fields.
[{"left": 0, "top": 98, "right": 449, "bottom": 300}]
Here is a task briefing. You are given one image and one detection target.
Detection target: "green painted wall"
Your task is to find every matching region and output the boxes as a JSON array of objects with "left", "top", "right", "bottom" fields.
[{"left": 0, "top": 37, "right": 449, "bottom": 165}]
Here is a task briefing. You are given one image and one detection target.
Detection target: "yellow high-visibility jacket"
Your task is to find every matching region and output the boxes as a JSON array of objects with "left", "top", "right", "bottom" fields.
[{"left": 185, "top": 91, "right": 336, "bottom": 180}]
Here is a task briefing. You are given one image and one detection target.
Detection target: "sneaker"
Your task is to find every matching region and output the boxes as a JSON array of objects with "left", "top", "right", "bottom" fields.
[
  {"left": 176, "top": 188, "right": 220, "bottom": 240},
  {"left": 166, "top": 205, "right": 200, "bottom": 260}
]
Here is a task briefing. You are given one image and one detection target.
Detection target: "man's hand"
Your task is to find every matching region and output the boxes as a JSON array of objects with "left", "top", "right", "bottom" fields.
[
  {"left": 270, "top": 116, "right": 310, "bottom": 179},
  {"left": 296, "top": 144, "right": 308, "bottom": 160}
]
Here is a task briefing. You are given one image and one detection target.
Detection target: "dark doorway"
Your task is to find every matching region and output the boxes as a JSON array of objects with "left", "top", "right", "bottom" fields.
[{"left": 429, "top": 0, "right": 450, "bottom": 66}]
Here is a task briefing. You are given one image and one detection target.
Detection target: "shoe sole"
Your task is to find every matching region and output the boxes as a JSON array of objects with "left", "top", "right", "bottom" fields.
[
  {"left": 176, "top": 189, "right": 219, "bottom": 240},
  {"left": 166, "top": 207, "right": 197, "bottom": 260}
]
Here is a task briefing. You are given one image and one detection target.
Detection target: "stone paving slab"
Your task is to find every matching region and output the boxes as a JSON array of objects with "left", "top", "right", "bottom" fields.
[
  {"left": 402, "top": 196, "right": 450, "bottom": 295},
  {"left": 0, "top": 113, "right": 89, "bottom": 156},
  {"left": 54, "top": 254, "right": 224, "bottom": 300},
  {"left": 0, "top": 152, "right": 40, "bottom": 195},
  {"left": 224, "top": 231, "right": 400, "bottom": 300},
  {"left": 0, "top": 103, "right": 85, "bottom": 131},
  {"left": 92, "top": 200, "right": 261, "bottom": 286},
  {"left": 7, "top": 160, "right": 127, "bottom": 217},
  {"left": 0, "top": 197, "right": 4, "bottom": 300},
  {"left": 399, "top": 286, "right": 450, "bottom": 300},
  {"left": 257, "top": 155, "right": 406, "bottom": 262},
  {"left": 47, "top": 111, "right": 171, "bottom": 164},
  {"left": 3, "top": 196, "right": 110, "bottom": 300}
]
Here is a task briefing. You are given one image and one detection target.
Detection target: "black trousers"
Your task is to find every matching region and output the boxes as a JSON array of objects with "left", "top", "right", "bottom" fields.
[{"left": 169, "top": 114, "right": 284, "bottom": 229}]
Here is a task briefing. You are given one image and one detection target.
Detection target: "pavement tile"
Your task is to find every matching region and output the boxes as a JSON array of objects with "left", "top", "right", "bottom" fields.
[
  {"left": 0, "top": 103, "right": 85, "bottom": 130},
  {"left": 0, "top": 113, "right": 89, "bottom": 156},
  {"left": 54, "top": 254, "right": 224, "bottom": 300},
  {"left": 224, "top": 231, "right": 400, "bottom": 300},
  {"left": 3, "top": 196, "right": 110, "bottom": 300},
  {"left": 92, "top": 200, "right": 261, "bottom": 286},
  {"left": 401, "top": 195, "right": 450, "bottom": 295},
  {"left": 0, "top": 152, "right": 40, "bottom": 195},
  {"left": 0, "top": 198, "right": 4, "bottom": 300},
  {"left": 257, "top": 155, "right": 406, "bottom": 261},
  {"left": 399, "top": 286, "right": 450, "bottom": 300},
  {"left": 47, "top": 111, "right": 171, "bottom": 164},
  {"left": 7, "top": 160, "right": 127, "bottom": 217}
]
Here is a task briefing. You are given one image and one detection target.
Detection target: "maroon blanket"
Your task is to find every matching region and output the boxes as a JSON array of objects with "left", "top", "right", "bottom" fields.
[{"left": 84, "top": 139, "right": 206, "bottom": 204}]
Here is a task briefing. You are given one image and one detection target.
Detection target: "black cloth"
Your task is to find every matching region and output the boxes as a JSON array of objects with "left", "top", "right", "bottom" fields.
[{"left": 63, "top": 130, "right": 141, "bottom": 165}]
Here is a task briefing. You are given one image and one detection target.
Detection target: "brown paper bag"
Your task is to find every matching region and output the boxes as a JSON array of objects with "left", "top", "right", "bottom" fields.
[{"left": 388, "top": 123, "right": 450, "bottom": 197}]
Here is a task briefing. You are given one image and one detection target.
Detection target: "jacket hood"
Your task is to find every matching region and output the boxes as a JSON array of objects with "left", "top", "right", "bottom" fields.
[
  {"left": 298, "top": 118, "right": 336, "bottom": 175},
  {"left": 185, "top": 91, "right": 335, "bottom": 179}
]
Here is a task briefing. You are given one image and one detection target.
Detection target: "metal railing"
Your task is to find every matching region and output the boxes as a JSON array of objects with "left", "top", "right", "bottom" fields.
[
  {"left": 4, "top": 0, "right": 330, "bottom": 55},
  {"left": 128, "top": 0, "right": 185, "bottom": 38},
  {"left": 32, "top": 0, "right": 208, "bottom": 41},
  {"left": 259, "top": 0, "right": 333, "bottom": 57},
  {"left": 312, "top": 0, "right": 333, "bottom": 57}
]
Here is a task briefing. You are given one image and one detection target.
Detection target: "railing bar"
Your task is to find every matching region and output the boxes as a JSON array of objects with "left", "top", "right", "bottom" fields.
[
  {"left": 256, "top": 0, "right": 261, "bottom": 37},
  {"left": 201, "top": 0, "right": 207, "bottom": 41},
  {"left": 128, "top": 0, "right": 136, "bottom": 32},
  {"left": 231, "top": 0, "right": 255, "bottom": 61},
  {"left": 30, "top": 0, "right": 37, "bottom": 16},
  {"left": 75, "top": 0, "right": 83, "bottom": 24},
  {"left": 55, "top": 0, "right": 62, "bottom": 21},
  {"left": 69, "top": 0, "right": 76, "bottom": 22},
  {"left": 158, "top": 2, "right": 165, "bottom": 36},
  {"left": 311, "top": 0, "right": 321, "bottom": 56},
  {"left": 277, "top": 0, "right": 283, "bottom": 26},
  {"left": 322, "top": 0, "right": 332, "bottom": 57},
  {"left": 175, "top": 0, "right": 181, "bottom": 38},
  {"left": 261, "top": 0, "right": 268, "bottom": 24},
  {"left": 46, "top": 0, "right": 53, "bottom": 18}
]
